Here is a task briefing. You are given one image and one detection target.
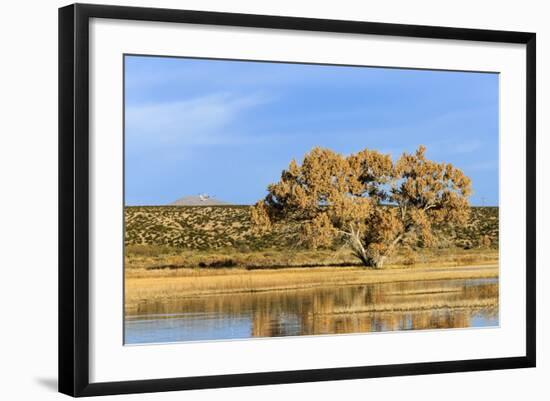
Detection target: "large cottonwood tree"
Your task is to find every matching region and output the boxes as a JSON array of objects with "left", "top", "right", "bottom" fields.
[{"left": 251, "top": 146, "right": 472, "bottom": 268}]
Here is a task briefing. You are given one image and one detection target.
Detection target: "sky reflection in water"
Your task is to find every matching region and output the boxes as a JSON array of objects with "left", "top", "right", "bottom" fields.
[{"left": 125, "top": 278, "right": 498, "bottom": 344}]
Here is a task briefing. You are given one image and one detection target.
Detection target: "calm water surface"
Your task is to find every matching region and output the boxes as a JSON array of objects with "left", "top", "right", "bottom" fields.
[{"left": 125, "top": 278, "right": 498, "bottom": 344}]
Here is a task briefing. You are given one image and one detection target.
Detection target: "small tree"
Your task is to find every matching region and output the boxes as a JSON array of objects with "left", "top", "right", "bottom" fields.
[
  {"left": 252, "top": 146, "right": 472, "bottom": 268},
  {"left": 479, "top": 234, "right": 492, "bottom": 249}
]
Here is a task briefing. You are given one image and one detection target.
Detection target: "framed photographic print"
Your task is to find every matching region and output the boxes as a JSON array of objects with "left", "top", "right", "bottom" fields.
[{"left": 58, "top": 3, "right": 536, "bottom": 397}]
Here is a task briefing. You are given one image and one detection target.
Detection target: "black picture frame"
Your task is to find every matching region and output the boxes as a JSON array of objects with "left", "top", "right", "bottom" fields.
[{"left": 59, "top": 3, "right": 536, "bottom": 397}]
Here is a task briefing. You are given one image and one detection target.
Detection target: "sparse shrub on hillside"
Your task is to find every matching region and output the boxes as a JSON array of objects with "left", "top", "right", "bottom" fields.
[
  {"left": 479, "top": 235, "right": 492, "bottom": 249},
  {"left": 209, "top": 259, "right": 237, "bottom": 268},
  {"left": 402, "top": 248, "right": 417, "bottom": 266},
  {"left": 124, "top": 204, "right": 498, "bottom": 256}
]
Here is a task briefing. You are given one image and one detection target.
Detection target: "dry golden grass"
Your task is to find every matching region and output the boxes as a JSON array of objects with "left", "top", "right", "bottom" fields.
[
  {"left": 125, "top": 263, "right": 498, "bottom": 312},
  {"left": 125, "top": 247, "right": 498, "bottom": 270},
  {"left": 329, "top": 298, "right": 498, "bottom": 314},
  {"left": 329, "top": 285, "right": 498, "bottom": 314},
  {"left": 125, "top": 248, "right": 358, "bottom": 270}
]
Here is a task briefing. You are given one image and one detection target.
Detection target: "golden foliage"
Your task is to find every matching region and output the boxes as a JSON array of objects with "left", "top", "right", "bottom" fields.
[
  {"left": 479, "top": 235, "right": 492, "bottom": 249},
  {"left": 252, "top": 145, "right": 472, "bottom": 268},
  {"left": 250, "top": 201, "right": 272, "bottom": 233},
  {"left": 300, "top": 213, "right": 335, "bottom": 249}
]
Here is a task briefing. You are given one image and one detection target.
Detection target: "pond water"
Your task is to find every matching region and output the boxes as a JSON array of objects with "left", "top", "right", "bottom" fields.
[{"left": 124, "top": 278, "right": 498, "bottom": 345}]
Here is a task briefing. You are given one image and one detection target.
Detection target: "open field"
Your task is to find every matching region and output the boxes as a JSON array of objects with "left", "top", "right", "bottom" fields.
[
  {"left": 125, "top": 263, "right": 498, "bottom": 312},
  {"left": 125, "top": 246, "right": 498, "bottom": 271},
  {"left": 124, "top": 205, "right": 499, "bottom": 314}
]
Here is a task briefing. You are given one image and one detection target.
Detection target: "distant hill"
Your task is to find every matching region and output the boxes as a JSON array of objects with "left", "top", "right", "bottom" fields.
[
  {"left": 170, "top": 195, "right": 229, "bottom": 206},
  {"left": 125, "top": 205, "right": 499, "bottom": 251}
]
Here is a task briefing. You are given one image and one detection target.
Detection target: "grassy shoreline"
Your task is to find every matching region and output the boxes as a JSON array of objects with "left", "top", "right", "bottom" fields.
[
  {"left": 123, "top": 206, "right": 500, "bottom": 334},
  {"left": 125, "top": 246, "right": 498, "bottom": 270},
  {"left": 125, "top": 262, "right": 498, "bottom": 312}
]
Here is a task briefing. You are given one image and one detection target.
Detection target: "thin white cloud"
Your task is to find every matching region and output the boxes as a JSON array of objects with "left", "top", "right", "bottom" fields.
[
  {"left": 126, "top": 92, "right": 270, "bottom": 146},
  {"left": 125, "top": 65, "right": 299, "bottom": 90},
  {"left": 124, "top": 58, "right": 391, "bottom": 92}
]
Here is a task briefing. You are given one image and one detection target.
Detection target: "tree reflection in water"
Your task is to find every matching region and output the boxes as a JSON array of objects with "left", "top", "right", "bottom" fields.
[{"left": 125, "top": 278, "right": 498, "bottom": 344}]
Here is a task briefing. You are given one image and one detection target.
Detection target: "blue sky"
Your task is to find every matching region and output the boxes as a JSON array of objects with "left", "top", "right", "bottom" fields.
[{"left": 125, "top": 55, "right": 499, "bottom": 206}]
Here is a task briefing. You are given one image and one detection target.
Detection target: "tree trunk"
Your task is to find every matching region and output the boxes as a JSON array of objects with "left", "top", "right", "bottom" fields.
[
  {"left": 346, "top": 231, "right": 403, "bottom": 269},
  {"left": 375, "top": 233, "right": 403, "bottom": 269},
  {"left": 341, "top": 227, "right": 405, "bottom": 269},
  {"left": 346, "top": 228, "right": 375, "bottom": 268},
  {"left": 374, "top": 255, "right": 386, "bottom": 268}
]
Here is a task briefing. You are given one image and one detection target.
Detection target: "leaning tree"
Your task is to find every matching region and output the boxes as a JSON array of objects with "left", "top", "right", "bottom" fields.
[{"left": 251, "top": 145, "right": 472, "bottom": 268}]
